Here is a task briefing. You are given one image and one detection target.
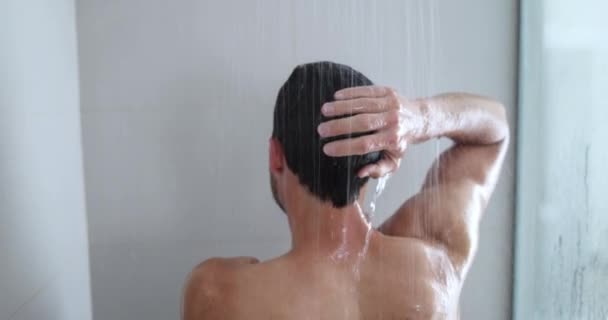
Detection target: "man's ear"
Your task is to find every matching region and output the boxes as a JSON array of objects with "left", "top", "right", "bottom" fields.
[{"left": 269, "top": 138, "right": 284, "bottom": 174}]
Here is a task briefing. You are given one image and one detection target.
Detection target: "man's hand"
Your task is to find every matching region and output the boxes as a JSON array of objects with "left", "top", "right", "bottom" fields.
[{"left": 317, "top": 86, "right": 426, "bottom": 178}]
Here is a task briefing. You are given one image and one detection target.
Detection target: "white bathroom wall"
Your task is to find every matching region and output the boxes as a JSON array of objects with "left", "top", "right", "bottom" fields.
[
  {"left": 0, "top": 1, "right": 92, "bottom": 320},
  {"left": 76, "top": 1, "right": 518, "bottom": 319}
]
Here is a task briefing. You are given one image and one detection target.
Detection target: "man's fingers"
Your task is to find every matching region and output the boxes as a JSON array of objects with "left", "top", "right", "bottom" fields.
[
  {"left": 323, "top": 131, "right": 397, "bottom": 157},
  {"left": 358, "top": 157, "right": 400, "bottom": 178},
  {"left": 368, "top": 159, "right": 398, "bottom": 178},
  {"left": 318, "top": 112, "right": 398, "bottom": 138},
  {"left": 357, "top": 164, "right": 378, "bottom": 178},
  {"left": 322, "top": 97, "right": 398, "bottom": 117},
  {"left": 334, "top": 86, "right": 394, "bottom": 100},
  {"left": 323, "top": 135, "right": 381, "bottom": 157}
]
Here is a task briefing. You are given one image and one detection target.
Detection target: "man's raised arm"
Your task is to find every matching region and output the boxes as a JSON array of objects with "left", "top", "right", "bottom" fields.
[{"left": 318, "top": 88, "right": 509, "bottom": 272}]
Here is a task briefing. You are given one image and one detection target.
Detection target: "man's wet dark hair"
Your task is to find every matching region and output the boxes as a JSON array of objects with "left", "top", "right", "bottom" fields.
[{"left": 272, "top": 61, "right": 382, "bottom": 208}]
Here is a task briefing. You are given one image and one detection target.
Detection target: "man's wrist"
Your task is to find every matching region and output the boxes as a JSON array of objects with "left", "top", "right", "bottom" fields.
[{"left": 407, "top": 97, "right": 435, "bottom": 144}]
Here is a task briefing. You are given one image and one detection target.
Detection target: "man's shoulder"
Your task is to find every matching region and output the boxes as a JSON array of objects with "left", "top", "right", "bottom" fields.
[
  {"left": 187, "top": 256, "right": 261, "bottom": 294},
  {"left": 183, "top": 256, "right": 260, "bottom": 319}
]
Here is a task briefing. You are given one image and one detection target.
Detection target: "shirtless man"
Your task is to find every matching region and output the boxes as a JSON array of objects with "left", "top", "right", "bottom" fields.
[{"left": 183, "top": 61, "right": 509, "bottom": 319}]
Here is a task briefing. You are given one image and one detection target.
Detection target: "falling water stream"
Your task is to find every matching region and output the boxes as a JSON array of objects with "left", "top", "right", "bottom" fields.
[
  {"left": 344, "top": 0, "right": 439, "bottom": 281},
  {"left": 353, "top": 174, "right": 391, "bottom": 279}
]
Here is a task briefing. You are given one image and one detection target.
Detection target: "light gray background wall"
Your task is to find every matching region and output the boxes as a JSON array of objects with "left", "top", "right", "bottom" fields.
[
  {"left": 76, "top": 1, "right": 518, "bottom": 319},
  {"left": 0, "top": 1, "right": 92, "bottom": 320}
]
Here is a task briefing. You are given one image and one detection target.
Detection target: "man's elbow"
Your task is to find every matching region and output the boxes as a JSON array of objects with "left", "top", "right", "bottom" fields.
[{"left": 488, "top": 101, "right": 509, "bottom": 144}]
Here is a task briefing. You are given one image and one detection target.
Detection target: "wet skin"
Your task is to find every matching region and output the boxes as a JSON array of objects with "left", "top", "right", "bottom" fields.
[{"left": 183, "top": 87, "right": 509, "bottom": 319}]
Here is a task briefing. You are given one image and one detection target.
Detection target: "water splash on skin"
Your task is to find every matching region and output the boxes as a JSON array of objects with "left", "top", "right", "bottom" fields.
[
  {"left": 352, "top": 174, "right": 391, "bottom": 279},
  {"left": 331, "top": 226, "right": 351, "bottom": 262},
  {"left": 361, "top": 174, "right": 391, "bottom": 256},
  {"left": 369, "top": 174, "right": 391, "bottom": 217}
]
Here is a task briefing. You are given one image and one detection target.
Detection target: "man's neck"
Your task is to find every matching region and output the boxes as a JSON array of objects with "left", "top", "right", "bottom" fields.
[{"left": 285, "top": 191, "right": 373, "bottom": 262}]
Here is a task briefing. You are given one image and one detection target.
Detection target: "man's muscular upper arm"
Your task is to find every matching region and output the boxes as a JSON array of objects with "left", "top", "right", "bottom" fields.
[{"left": 379, "top": 139, "right": 508, "bottom": 271}]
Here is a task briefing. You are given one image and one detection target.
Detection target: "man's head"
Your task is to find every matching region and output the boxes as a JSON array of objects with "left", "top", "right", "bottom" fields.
[{"left": 270, "top": 61, "right": 382, "bottom": 211}]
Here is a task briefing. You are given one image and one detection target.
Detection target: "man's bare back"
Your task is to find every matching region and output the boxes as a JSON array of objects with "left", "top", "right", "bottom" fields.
[
  {"left": 185, "top": 232, "right": 461, "bottom": 319},
  {"left": 184, "top": 76, "right": 508, "bottom": 320}
]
